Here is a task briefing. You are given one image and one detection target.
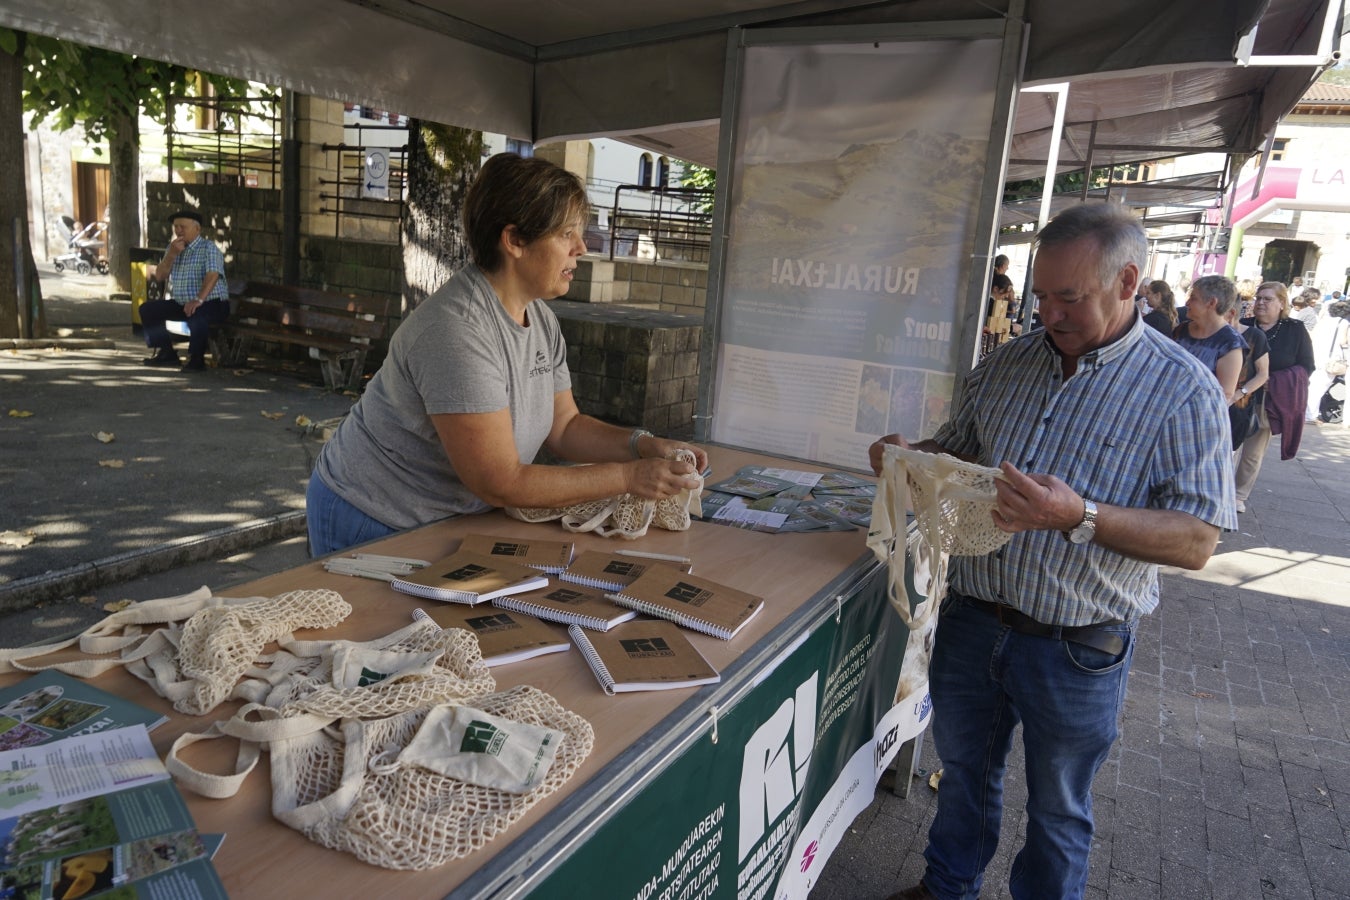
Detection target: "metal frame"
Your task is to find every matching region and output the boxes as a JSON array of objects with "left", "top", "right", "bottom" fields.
[{"left": 695, "top": 13, "right": 1030, "bottom": 444}]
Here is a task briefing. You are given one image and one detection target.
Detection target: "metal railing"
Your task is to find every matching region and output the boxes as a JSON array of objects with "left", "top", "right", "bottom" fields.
[
  {"left": 166, "top": 94, "right": 281, "bottom": 186},
  {"left": 318, "top": 140, "right": 408, "bottom": 240},
  {"left": 603, "top": 185, "right": 714, "bottom": 263}
]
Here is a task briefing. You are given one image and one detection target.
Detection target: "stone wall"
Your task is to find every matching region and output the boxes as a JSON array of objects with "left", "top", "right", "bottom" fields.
[
  {"left": 567, "top": 256, "right": 708, "bottom": 318},
  {"left": 300, "top": 236, "right": 402, "bottom": 307},
  {"left": 146, "top": 182, "right": 283, "bottom": 282},
  {"left": 548, "top": 300, "right": 702, "bottom": 437}
]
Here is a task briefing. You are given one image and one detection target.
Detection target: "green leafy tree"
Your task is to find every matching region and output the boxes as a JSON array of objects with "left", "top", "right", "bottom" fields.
[
  {"left": 11, "top": 32, "right": 244, "bottom": 298},
  {"left": 677, "top": 161, "right": 716, "bottom": 218}
]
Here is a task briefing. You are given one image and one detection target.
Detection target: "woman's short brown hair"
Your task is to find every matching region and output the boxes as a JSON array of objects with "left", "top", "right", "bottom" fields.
[{"left": 463, "top": 153, "right": 590, "bottom": 272}]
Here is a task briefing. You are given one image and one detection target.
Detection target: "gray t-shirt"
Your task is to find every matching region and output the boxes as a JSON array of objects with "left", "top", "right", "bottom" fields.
[{"left": 315, "top": 265, "right": 571, "bottom": 528}]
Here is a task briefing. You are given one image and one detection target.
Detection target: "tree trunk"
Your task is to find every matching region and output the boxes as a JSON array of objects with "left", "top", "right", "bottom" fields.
[
  {"left": 105, "top": 103, "right": 140, "bottom": 293},
  {"left": 0, "top": 33, "right": 43, "bottom": 339},
  {"left": 400, "top": 121, "right": 481, "bottom": 313}
]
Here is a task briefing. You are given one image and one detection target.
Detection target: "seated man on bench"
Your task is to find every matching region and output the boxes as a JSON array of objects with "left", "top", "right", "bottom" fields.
[{"left": 141, "top": 207, "right": 229, "bottom": 372}]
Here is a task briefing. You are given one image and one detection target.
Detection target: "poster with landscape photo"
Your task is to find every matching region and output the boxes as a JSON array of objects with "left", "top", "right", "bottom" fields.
[{"left": 710, "top": 36, "right": 1002, "bottom": 468}]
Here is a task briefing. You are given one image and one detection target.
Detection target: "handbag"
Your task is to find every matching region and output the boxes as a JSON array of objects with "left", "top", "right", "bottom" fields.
[{"left": 1327, "top": 323, "right": 1349, "bottom": 376}]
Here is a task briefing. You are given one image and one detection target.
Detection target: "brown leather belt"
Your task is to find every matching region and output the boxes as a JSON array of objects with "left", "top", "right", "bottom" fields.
[{"left": 957, "top": 593, "right": 1127, "bottom": 657}]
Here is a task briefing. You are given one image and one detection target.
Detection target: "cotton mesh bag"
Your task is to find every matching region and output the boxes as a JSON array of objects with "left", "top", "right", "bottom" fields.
[
  {"left": 507, "top": 448, "right": 703, "bottom": 539},
  {"left": 268, "top": 684, "right": 595, "bottom": 870},
  {"left": 868, "top": 444, "right": 1011, "bottom": 705}
]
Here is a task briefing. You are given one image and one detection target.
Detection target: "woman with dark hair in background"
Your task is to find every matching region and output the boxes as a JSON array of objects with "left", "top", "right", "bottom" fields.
[
  {"left": 1233, "top": 281, "right": 1314, "bottom": 513},
  {"left": 306, "top": 153, "right": 706, "bottom": 555},
  {"left": 1143, "top": 280, "right": 1176, "bottom": 334}
]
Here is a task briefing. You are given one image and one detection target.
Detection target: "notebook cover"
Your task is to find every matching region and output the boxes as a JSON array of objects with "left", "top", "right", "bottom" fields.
[
  {"left": 390, "top": 550, "right": 548, "bottom": 605},
  {"left": 493, "top": 582, "right": 638, "bottom": 631},
  {"left": 421, "top": 604, "right": 570, "bottom": 666},
  {"left": 569, "top": 620, "right": 720, "bottom": 694},
  {"left": 557, "top": 550, "right": 692, "bottom": 593},
  {"left": 609, "top": 567, "right": 763, "bottom": 640},
  {"left": 458, "top": 532, "right": 575, "bottom": 574}
]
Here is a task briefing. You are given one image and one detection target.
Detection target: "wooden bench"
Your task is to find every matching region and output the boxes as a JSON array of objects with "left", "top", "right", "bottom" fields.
[{"left": 174, "top": 281, "right": 393, "bottom": 390}]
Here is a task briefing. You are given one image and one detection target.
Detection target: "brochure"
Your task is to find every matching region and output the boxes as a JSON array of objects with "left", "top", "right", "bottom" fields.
[
  {"left": 0, "top": 780, "right": 225, "bottom": 900},
  {"left": 0, "top": 672, "right": 167, "bottom": 752},
  {"left": 0, "top": 726, "right": 169, "bottom": 819}
]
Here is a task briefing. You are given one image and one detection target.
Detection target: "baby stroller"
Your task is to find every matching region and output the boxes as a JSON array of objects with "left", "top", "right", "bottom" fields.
[{"left": 53, "top": 215, "right": 110, "bottom": 276}]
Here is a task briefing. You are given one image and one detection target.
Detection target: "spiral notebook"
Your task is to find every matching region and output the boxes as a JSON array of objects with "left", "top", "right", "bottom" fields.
[
  {"left": 414, "top": 606, "right": 570, "bottom": 666},
  {"left": 569, "top": 621, "right": 720, "bottom": 694},
  {"left": 557, "top": 550, "right": 693, "bottom": 593},
  {"left": 457, "top": 532, "right": 575, "bottom": 575},
  {"left": 390, "top": 550, "right": 549, "bottom": 605},
  {"left": 607, "top": 567, "right": 763, "bottom": 640},
  {"left": 492, "top": 583, "right": 638, "bottom": 632}
]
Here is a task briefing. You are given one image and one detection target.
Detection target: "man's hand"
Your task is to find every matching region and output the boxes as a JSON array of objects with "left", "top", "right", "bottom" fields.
[
  {"left": 991, "top": 461, "right": 1084, "bottom": 534},
  {"left": 869, "top": 434, "right": 909, "bottom": 475},
  {"left": 183, "top": 300, "right": 203, "bottom": 316}
]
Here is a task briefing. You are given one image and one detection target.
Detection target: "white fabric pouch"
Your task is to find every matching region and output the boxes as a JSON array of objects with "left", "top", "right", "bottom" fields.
[
  {"left": 370, "top": 704, "right": 563, "bottom": 794},
  {"left": 329, "top": 643, "right": 444, "bottom": 689}
]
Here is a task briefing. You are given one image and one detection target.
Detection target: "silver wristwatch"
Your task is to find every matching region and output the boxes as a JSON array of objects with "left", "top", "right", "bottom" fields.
[{"left": 1066, "top": 499, "right": 1098, "bottom": 544}]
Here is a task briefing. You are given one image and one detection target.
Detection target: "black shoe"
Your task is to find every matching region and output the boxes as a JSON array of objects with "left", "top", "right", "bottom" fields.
[
  {"left": 885, "top": 885, "right": 935, "bottom": 900},
  {"left": 143, "top": 350, "right": 180, "bottom": 367},
  {"left": 180, "top": 356, "right": 206, "bottom": 372}
]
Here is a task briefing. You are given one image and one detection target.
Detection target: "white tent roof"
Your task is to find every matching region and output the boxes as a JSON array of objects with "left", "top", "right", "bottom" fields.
[{"left": 1, "top": 0, "right": 1337, "bottom": 171}]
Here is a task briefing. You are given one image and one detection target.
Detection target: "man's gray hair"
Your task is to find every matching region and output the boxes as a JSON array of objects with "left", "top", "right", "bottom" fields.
[
  {"left": 1034, "top": 203, "right": 1147, "bottom": 291},
  {"left": 1191, "top": 274, "right": 1239, "bottom": 316}
]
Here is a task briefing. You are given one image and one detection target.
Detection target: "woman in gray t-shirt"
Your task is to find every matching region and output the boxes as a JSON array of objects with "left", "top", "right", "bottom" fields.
[{"left": 308, "top": 153, "right": 707, "bottom": 556}]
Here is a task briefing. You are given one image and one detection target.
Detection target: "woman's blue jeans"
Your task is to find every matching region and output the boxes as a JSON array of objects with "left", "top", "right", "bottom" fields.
[
  {"left": 920, "top": 594, "right": 1135, "bottom": 900},
  {"left": 305, "top": 471, "right": 397, "bottom": 557}
]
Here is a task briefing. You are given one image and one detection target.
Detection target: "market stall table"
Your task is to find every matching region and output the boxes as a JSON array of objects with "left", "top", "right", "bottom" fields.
[{"left": 1, "top": 446, "right": 919, "bottom": 899}]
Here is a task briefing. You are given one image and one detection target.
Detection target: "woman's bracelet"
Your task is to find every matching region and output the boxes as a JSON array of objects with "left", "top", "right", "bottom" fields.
[{"left": 629, "top": 428, "right": 654, "bottom": 459}]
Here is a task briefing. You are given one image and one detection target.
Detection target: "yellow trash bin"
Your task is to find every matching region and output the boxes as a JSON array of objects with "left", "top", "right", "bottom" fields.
[{"left": 130, "top": 247, "right": 163, "bottom": 332}]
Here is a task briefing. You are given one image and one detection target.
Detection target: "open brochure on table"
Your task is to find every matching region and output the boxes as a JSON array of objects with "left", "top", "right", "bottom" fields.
[
  {"left": 0, "top": 725, "right": 168, "bottom": 820},
  {"left": 699, "top": 465, "right": 874, "bottom": 533},
  {"left": 0, "top": 727, "right": 228, "bottom": 899}
]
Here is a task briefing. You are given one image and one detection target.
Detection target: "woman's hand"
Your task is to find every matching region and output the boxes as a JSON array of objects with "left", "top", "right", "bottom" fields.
[
  {"left": 625, "top": 456, "right": 702, "bottom": 500},
  {"left": 636, "top": 434, "right": 708, "bottom": 474}
]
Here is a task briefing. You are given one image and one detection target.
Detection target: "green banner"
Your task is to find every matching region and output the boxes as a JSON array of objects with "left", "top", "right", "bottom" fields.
[{"left": 528, "top": 568, "right": 926, "bottom": 900}]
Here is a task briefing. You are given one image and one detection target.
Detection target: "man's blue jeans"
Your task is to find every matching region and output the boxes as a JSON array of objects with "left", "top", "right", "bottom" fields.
[
  {"left": 306, "top": 471, "right": 397, "bottom": 557},
  {"left": 140, "top": 298, "right": 229, "bottom": 360},
  {"left": 920, "top": 594, "right": 1135, "bottom": 900}
]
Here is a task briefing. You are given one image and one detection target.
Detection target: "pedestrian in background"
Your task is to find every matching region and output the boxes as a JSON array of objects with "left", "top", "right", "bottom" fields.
[
  {"left": 1234, "top": 282, "right": 1314, "bottom": 512},
  {"left": 140, "top": 208, "right": 230, "bottom": 372}
]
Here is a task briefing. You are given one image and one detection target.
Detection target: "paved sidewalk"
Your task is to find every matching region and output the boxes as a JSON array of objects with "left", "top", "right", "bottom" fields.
[
  {"left": 0, "top": 265, "right": 355, "bottom": 618},
  {"left": 811, "top": 423, "right": 1350, "bottom": 899}
]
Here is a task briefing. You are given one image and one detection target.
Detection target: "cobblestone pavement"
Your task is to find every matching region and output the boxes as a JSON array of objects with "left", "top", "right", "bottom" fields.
[{"left": 810, "top": 422, "right": 1350, "bottom": 899}]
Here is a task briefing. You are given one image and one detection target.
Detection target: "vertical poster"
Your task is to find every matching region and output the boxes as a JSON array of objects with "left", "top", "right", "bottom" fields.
[{"left": 710, "top": 38, "right": 1002, "bottom": 468}]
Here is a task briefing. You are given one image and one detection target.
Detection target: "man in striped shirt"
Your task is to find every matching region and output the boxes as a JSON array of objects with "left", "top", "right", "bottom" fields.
[
  {"left": 141, "top": 208, "right": 229, "bottom": 372},
  {"left": 872, "top": 203, "right": 1235, "bottom": 900}
]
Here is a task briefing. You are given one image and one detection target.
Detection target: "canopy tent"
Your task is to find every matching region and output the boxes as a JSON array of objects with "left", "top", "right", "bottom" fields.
[{"left": 0, "top": 0, "right": 1337, "bottom": 174}]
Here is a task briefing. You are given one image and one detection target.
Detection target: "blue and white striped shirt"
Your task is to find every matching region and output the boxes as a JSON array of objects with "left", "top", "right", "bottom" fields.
[
  {"left": 168, "top": 236, "right": 227, "bottom": 305},
  {"left": 934, "top": 314, "right": 1237, "bottom": 626}
]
